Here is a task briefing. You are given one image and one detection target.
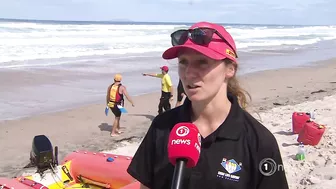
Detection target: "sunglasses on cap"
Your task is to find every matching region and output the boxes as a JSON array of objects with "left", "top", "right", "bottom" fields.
[{"left": 170, "top": 27, "right": 238, "bottom": 58}]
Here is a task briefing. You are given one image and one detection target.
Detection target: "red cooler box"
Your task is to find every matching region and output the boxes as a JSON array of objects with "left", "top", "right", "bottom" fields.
[
  {"left": 292, "top": 112, "right": 311, "bottom": 134},
  {"left": 297, "top": 121, "right": 326, "bottom": 146}
]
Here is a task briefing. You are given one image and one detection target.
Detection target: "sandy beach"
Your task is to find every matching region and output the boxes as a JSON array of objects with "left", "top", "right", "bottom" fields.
[
  {"left": 256, "top": 93, "right": 336, "bottom": 189},
  {"left": 0, "top": 58, "right": 336, "bottom": 189}
]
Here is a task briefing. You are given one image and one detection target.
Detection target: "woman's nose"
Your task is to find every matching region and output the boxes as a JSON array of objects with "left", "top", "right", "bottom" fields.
[{"left": 184, "top": 63, "right": 198, "bottom": 79}]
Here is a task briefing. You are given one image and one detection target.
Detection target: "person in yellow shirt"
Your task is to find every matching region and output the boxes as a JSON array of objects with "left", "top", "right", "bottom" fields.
[
  {"left": 142, "top": 66, "right": 174, "bottom": 114},
  {"left": 106, "top": 73, "right": 135, "bottom": 137}
]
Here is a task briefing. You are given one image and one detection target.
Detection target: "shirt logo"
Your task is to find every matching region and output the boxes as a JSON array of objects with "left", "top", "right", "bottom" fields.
[
  {"left": 217, "top": 158, "right": 242, "bottom": 182},
  {"left": 221, "top": 158, "right": 241, "bottom": 174}
]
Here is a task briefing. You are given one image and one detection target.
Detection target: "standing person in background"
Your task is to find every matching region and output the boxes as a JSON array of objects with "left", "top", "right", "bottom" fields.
[
  {"left": 106, "top": 73, "right": 135, "bottom": 137},
  {"left": 142, "top": 66, "right": 174, "bottom": 115},
  {"left": 175, "top": 79, "right": 186, "bottom": 107}
]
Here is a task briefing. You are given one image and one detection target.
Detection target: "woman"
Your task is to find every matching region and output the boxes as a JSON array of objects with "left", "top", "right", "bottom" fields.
[{"left": 127, "top": 22, "right": 289, "bottom": 189}]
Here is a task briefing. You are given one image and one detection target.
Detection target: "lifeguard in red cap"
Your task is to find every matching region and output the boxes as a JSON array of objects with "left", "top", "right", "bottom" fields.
[{"left": 142, "top": 66, "right": 174, "bottom": 114}]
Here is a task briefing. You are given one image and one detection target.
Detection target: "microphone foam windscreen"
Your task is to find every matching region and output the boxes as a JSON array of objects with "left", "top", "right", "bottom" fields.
[{"left": 167, "top": 122, "right": 201, "bottom": 168}]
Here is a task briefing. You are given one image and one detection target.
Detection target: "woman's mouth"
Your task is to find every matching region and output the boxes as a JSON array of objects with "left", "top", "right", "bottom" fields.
[{"left": 187, "top": 84, "right": 200, "bottom": 89}]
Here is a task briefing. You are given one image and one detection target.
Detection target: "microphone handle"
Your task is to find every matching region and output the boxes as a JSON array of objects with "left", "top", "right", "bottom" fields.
[{"left": 171, "top": 158, "right": 187, "bottom": 189}]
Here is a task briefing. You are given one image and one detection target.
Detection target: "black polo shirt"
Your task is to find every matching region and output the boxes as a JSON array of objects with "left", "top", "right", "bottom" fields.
[{"left": 127, "top": 93, "right": 289, "bottom": 189}]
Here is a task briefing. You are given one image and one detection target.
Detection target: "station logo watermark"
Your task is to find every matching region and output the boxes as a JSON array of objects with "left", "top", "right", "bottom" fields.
[{"left": 259, "top": 158, "right": 284, "bottom": 176}]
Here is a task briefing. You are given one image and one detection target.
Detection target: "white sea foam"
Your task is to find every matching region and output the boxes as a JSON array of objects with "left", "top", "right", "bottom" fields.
[{"left": 1, "top": 21, "right": 336, "bottom": 66}]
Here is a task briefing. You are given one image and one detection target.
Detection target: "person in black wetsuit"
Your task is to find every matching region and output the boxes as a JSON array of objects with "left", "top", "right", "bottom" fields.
[{"left": 175, "top": 79, "right": 186, "bottom": 107}]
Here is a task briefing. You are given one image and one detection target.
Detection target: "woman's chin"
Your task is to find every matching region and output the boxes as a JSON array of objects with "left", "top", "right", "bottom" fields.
[{"left": 186, "top": 93, "right": 204, "bottom": 102}]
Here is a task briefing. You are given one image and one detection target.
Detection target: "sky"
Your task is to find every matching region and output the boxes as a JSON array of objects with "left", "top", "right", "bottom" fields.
[{"left": 0, "top": 0, "right": 335, "bottom": 25}]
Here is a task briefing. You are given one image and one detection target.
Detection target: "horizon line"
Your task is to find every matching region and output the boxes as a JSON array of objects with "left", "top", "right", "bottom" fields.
[{"left": 0, "top": 17, "right": 328, "bottom": 27}]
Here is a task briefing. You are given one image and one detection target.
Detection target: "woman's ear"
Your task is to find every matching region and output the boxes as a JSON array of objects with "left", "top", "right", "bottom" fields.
[{"left": 225, "top": 63, "right": 235, "bottom": 79}]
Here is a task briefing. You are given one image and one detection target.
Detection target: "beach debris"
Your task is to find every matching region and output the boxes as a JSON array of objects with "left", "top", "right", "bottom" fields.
[
  {"left": 300, "top": 177, "right": 313, "bottom": 185},
  {"left": 273, "top": 102, "right": 283, "bottom": 106},
  {"left": 311, "top": 89, "right": 327, "bottom": 94},
  {"left": 324, "top": 157, "right": 332, "bottom": 166},
  {"left": 296, "top": 142, "right": 305, "bottom": 161}
]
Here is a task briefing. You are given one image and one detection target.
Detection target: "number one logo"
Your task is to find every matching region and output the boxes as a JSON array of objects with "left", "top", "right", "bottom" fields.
[
  {"left": 264, "top": 163, "right": 268, "bottom": 171},
  {"left": 176, "top": 126, "right": 190, "bottom": 137}
]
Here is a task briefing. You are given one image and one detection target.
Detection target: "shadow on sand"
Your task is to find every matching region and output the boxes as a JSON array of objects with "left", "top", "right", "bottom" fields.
[
  {"left": 129, "top": 113, "right": 156, "bottom": 121},
  {"left": 282, "top": 142, "right": 299, "bottom": 147},
  {"left": 98, "top": 123, "right": 112, "bottom": 132},
  {"left": 274, "top": 131, "right": 295, "bottom": 136}
]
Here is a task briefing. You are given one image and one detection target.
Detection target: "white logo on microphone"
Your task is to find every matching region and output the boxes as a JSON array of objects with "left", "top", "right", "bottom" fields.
[
  {"left": 176, "top": 126, "right": 190, "bottom": 137},
  {"left": 197, "top": 133, "right": 202, "bottom": 145}
]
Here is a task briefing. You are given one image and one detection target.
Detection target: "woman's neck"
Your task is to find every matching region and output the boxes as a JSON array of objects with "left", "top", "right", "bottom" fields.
[{"left": 191, "top": 88, "right": 232, "bottom": 137}]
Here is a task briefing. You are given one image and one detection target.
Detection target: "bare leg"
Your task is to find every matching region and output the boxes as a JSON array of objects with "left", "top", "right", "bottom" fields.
[
  {"left": 116, "top": 115, "right": 123, "bottom": 134},
  {"left": 111, "top": 117, "right": 120, "bottom": 136}
]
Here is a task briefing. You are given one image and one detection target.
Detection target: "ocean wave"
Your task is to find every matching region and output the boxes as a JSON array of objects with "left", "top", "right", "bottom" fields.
[{"left": 1, "top": 21, "right": 336, "bottom": 64}]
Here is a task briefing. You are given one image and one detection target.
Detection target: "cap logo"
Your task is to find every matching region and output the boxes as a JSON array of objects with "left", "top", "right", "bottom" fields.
[{"left": 226, "top": 49, "right": 235, "bottom": 58}]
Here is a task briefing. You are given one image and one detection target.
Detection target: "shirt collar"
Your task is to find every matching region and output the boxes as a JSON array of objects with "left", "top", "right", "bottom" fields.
[{"left": 178, "top": 93, "right": 244, "bottom": 140}]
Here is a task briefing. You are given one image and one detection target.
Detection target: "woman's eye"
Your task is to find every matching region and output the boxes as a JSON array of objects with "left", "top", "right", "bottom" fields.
[
  {"left": 178, "top": 60, "right": 187, "bottom": 65},
  {"left": 198, "top": 60, "right": 209, "bottom": 66}
]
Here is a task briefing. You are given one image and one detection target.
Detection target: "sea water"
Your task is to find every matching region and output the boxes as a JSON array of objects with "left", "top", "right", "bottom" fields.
[{"left": 1, "top": 19, "right": 336, "bottom": 120}]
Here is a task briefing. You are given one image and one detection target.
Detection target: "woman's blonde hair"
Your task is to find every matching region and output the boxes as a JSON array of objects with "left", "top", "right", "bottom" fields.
[{"left": 224, "top": 59, "right": 252, "bottom": 110}]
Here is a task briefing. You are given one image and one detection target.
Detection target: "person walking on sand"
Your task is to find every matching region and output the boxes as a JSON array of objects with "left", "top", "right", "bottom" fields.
[
  {"left": 142, "top": 66, "right": 174, "bottom": 115},
  {"left": 106, "top": 73, "right": 134, "bottom": 137},
  {"left": 175, "top": 79, "right": 186, "bottom": 107}
]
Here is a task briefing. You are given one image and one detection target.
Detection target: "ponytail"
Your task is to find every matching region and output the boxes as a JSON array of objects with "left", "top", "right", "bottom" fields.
[{"left": 224, "top": 59, "right": 252, "bottom": 110}]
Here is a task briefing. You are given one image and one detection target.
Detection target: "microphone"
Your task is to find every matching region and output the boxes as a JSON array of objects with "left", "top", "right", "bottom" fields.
[{"left": 168, "top": 123, "right": 202, "bottom": 189}]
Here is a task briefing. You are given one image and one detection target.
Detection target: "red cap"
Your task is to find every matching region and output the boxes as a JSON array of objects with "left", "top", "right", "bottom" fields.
[
  {"left": 162, "top": 21, "right": 237, "bottom": 63},
  {"left": 160, "top": 65, "right": 169, "bottom": 72},
  {"left": 167, "top": 123, "right": 201, "bottom": 168}
]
